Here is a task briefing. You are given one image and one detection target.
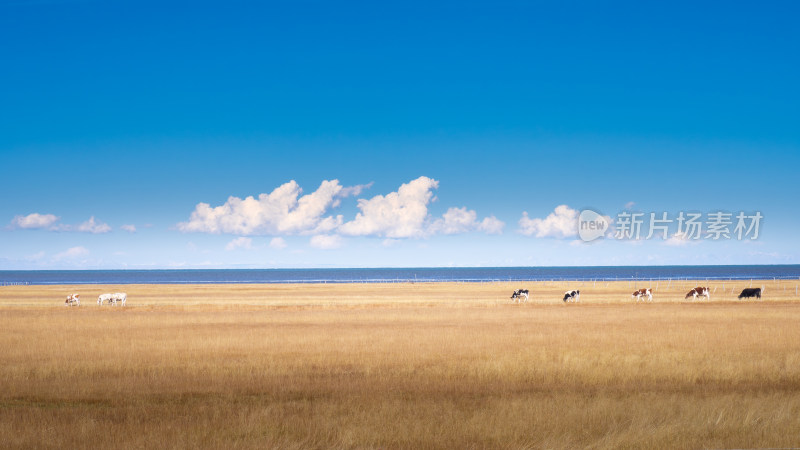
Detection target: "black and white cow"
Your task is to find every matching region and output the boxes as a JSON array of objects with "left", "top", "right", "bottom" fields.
[
  {"left": 685, "top": 286, "right": 710, "bottom": 301},
  {"left": 510, "top": 289, "right": 529, "bottom": 303},
  {"left": 738, "top": 287, "right": 762, "bottom": 300},
  {"left": 563, "top": 290, "right": 580, "bottom": 302}
]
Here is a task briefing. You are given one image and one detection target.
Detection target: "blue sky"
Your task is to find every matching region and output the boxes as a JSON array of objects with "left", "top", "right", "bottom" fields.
[{"left": 1, "top": 0, "right": 798, "bottom": 269}]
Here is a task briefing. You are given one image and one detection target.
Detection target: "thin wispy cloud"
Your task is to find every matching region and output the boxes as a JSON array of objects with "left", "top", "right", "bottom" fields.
[
  {"left": 663, "top": 231, "right": 696, "bottom": 247},
  {"left": 225, "top": 237, "right": 253, "bottom": 251},
  {"left": 9, "top": 213, "right": 60, "bottom": 230},
  {"left": 53, "top": 246, "right": 89, "bottom": 260},
  {"left": 77, "top": 216, "right": 111, "bottom": 234},
  {"left": 9, "top": 213, "right": 111, "bottom": 234},
  {"left": 269, "top": 237, "right": 287, "bottom": 249},
  {"left": 336, "top": 182, "right": 374, "bottom": 202},
  {"left": 309, "top": 234, "right": 343, "bottom": 249}
]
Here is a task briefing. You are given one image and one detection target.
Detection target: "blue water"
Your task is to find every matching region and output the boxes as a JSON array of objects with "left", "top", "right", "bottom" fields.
[{"left": 1, "top": 266, "right": 799, "bottom": 285}]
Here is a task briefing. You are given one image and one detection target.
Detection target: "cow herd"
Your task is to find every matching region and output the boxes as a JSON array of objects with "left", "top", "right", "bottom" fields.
[
  {"left": 509, "top": 286, "right": 765, "bottom": 303},
  {"left": 61, "top": 285, "right": 767, "bottom": 306},
  {"left": 64, "top": 292, "right": 127, "bottom": 306}
]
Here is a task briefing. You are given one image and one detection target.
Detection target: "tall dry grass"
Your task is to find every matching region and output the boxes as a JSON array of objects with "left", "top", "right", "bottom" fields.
[{"left": 1, "top": 281, "right": 799, "bottom": 448}]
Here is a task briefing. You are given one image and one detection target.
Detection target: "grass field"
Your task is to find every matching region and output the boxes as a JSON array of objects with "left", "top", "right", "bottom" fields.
[{"left": 1, "top": 280, "right": 799, "bottom": 448}]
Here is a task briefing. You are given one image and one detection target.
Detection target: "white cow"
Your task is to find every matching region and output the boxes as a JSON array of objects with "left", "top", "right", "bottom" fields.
[
  {"left": 98, "top": 293, "right": 127, "bottom": 306},
  {"left": 563, "top": 290, "right": 580, "bottom": 302},
  {"left": 65, "top": 294, "right": 80, "bottom": 306},
  {"left": 112, "top": 292, "right": 127, "bottom": 306}
]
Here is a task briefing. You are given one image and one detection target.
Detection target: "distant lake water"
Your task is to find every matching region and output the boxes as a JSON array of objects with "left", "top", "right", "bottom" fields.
[{"left": 1, "top": 266, "right": 799, "bottom": 285}]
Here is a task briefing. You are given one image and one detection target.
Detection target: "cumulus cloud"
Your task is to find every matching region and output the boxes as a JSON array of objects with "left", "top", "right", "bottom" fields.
[
  {"left": 225, "top": 237, "right": 253, "bottom": 251},
  {"left": 479, "top": 216, "right": 505, "bottom": 234},
  {"left": 269, "top": 237, "right": 288, "bottom": 249},
  {"left": 177, "top": 180, "right": 352, "bottom": 236},
  {"left": 429, "top": 207, "right": 476, "bottom": 235},
  {"left": 54, "top": 246, "right": 89, "bottom": 260},
  {"left": 121, "top": 224, "right": 137, "bottom": 233},
  {"left": 178, "top": 176, "right": 505, "bottom": 241},
  {"left": 310, "top": 234, "right": 343, "bottom": 249},
  {"left": 9, "top": 213, "right": 60, "bottom": 230},
  {"left": 429, "top": 207, "right": 505, "bottom": 235},
  {"left": 76, "top": 216, "right": 112, "bottom": 234},
  {"left": 339, "top": 176, "right": 438, "bottom": 238},
  {"left": 518, "top": 205, "right": 579, "bottom": 238}
]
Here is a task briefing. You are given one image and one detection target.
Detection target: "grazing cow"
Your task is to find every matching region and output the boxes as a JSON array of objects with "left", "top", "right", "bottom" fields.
[
  {"left": 112, "top": 292, "right": 127, "bottom": 306},
  {"left": 97, "top": 293, "right": 115, "bottom": 305},
  {"left": 65, "top": 294, "right": 80, "bottom": 306},
  {"left": 685, "top": 286, "right": 710, "bottom": 301},
  {"left": 98, "top": 293, "right": 127, "bottom": 306},
  {"left": 510, "top": 289, "right": 529, "bottom": 303},
  {"left": 738, "top": 287, "right": 762, "bottom": 300},
  {"left": 632, "top": 288, "right": 653, "bottom": 302},
  {"left": 563, "top": 290, "right": 580, "bottom": 302}
]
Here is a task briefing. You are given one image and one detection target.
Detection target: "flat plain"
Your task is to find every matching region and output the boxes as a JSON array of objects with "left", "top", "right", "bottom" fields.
[{"left": 1, "top": 279, "right": 799, "bottom": 448}]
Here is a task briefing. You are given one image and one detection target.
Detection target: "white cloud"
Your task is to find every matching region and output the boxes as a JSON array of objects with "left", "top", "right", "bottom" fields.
[
  {"left": 337, "top": 182, "right": 374, "bottom": 199},
  {"left": 518, "top": 205, "right": 579, "bottom": 238},
  {"left": 478, "top": 215, "right": 505, "bottom": 235},
  {"left": 339, "top": 176, "right": 438, "bottom": 238},
  {"left": 9, "top": 213, "right": 60, "bottom": 229},
  {"left": 54, "top": 246, "right": 89, "bottom": 260},
  {"left": 178, "top": 176, "right": 503, "bottom": 241},
  {"left": 121, "top": 224, "right": 137, "bottom": 233},
  {"left": 663, "top": 231, "right": 696, "bottom": 246},
  {"left": 269, "top": 237, "right": 288, "bottom": 249},
  {"left": 429, "top": 207, "right": 506, "bottom": 235},
  {"left": 177, "top": 180, "right": 348, "bottom": 236},
  {"left": 225, "top": 237, "right": 253, "bottom": 251},
  {"left": 429, "top": 207, "right": 476, "bottom": 235},
  {"left": 310, "top": 234, "right": 343, "bottom": 249},
  {"left": 25, "top": 251, "right": 46, "bottom": 261},
  {"left": 77, "top": 216, "right": 111, "bottom": 234},
  {"left": 624, "top": 201, "right": 636, "bottom": 210}
]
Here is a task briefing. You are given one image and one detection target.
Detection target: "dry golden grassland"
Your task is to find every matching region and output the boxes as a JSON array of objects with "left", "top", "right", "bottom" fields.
[{"left": 1, "top": 280, "right": 799, "bottom": 448}]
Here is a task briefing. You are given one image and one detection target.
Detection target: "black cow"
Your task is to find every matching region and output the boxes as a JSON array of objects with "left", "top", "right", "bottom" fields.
[
  {"left": 563, "top": 290, "right": 580, "bottom": 302},
  {"left": 738, "top": 288, "right": 762, "bottom": 299}
]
